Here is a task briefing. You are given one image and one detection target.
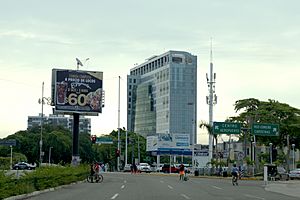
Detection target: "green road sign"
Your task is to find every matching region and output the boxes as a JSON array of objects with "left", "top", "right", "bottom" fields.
[
  {"left": 252, "top": 123, "right": 279, "bottom": 136},
  {"left": 96, "top": 137, "right": 113, "bottom": 144},
  {"left": 213, "top": 122, "right": 241, "bottom": 134},
  {"left": 0, "top": 139, "right": 16, "bottom": 146}
]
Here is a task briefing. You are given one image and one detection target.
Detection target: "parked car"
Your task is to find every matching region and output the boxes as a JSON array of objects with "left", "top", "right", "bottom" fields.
[
  {"left": 123, "top": 164, "right": 132, "bottom": 172},
  {"left": 151, "top": 164, "right": 163, "bottom": 172},
  {"left": 138, "top": 163, "right": 151, "bottom": 173},
  {"left": 13, "top": 162, "right": 36, "bottom": 170},
  {"left": 276, "top": 167, "right": 289, "bottom": 181},
  {"left": 161, "top": 164, "right": 179, "bottom": 173},
  {"left": 289, "top": 168, "right": 300, "bottom": 180}
]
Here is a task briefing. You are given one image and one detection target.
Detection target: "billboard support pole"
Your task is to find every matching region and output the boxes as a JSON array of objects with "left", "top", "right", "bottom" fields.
[{"left": 72, "top": 113, "right": 80, "bottom": 166}]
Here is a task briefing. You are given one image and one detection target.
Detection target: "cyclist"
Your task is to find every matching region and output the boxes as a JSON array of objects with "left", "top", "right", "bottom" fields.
[
  {"left": 93, "top": 162, "right": 100, "bottom": 181},
  {"left": 231, "top": 164, "right": 239, "bottom": 185}
]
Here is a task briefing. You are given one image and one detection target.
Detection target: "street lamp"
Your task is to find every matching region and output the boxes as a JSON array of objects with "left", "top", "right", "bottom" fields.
[
  {"left": 187, "top": 102, "right": 195, "bottom": 170},
  {"left": 49, "top": 147, "right": 53, "bottom": 165},
  {"left": 38, "top": 82, "right": 51, "bottom": 166},
  {"left": 252, "top": 142, "right": 256, "bottom": 175},
  {"left": 269, "top": 143, "right": 273, "bottom": 164},
  {"left": 292, "top": 144, "right": 295, "bottom": 170},
  {"left": 10, "top": 145, "right": 13, "bottom": 170}
]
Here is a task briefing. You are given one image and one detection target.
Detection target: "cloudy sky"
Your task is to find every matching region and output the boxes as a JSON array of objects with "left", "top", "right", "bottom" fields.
[{"left": 0, "top": 0, "right": 299, "bottom": 144}]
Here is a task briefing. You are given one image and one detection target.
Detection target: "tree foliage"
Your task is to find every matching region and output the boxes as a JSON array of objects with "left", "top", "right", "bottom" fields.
[{"left": 229, "top": 98, "right": 300, "bottom": 149}]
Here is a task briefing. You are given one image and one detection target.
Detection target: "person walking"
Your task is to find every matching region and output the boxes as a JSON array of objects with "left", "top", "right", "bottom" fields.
[{"left": 179, "top": 163, "right": 185, "bottom": 181}]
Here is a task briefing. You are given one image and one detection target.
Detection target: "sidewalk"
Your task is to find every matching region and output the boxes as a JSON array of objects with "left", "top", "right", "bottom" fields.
[{"left": 264, "top": 180, "right": 300, "bottom": 198}]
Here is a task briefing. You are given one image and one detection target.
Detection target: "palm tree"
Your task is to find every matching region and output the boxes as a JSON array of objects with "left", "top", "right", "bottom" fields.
[{"left": 199, "top": 120, "right": 217, "bottom": 161}]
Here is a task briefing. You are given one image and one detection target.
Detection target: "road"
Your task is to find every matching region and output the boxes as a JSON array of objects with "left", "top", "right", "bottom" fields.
[{"left": 26, "top": 173, "right": 298, "bottom": 200}]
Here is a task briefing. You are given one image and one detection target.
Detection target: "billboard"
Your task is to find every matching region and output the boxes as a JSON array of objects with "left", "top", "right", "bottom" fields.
[
  {"left": 146, "top": 133, "right": 190, "bottom": 152},
  {"left": 52, "top": 69, "right": 103, "bottom": 115}
]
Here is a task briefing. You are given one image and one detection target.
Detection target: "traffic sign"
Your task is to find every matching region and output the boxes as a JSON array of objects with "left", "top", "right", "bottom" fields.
[
  {"left": 213, "top": 122, "right": 241, "bottom": 134},
  {"left": 252, "top": 123, "right": 279, "bottom": 136},
  {"left": 0, "top": 139, "right": 16, "bottom": 146},
  {"left": 96, "top": 137, "right": 113, "bottom": 144}
]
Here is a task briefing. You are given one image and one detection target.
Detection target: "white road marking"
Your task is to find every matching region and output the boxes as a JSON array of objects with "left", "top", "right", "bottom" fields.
[
  {"left": 111, "top": 193, "right": 119, "bottom": 199},
  {"left": 124, "top": 180, "right": 127, "bottom": 183},
  {"left": 121, "top": 185, "right": 125, "bottom": 189},
  {"left": 168, "top": 185, "right": 173, "bottom": 189},
  {"left": 181, "top": 194, "right": 191, "bottom": 199},
  {"left": 160, "top": 180, "right": 164, "bottom": 183},
  {"left": 212, "top": 185, "right": 222, "bottom": 190},
  {"left": 244, "top": 194, "right": 265, "bottom": 200}
]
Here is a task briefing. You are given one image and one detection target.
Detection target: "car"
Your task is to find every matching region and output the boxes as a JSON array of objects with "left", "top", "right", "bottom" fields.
[
  {"left": 161, "top": 164, "right": 179, "bottom": 173},
  {"left": 289, "top": 168, "right": 300, "bottom": 180},
  {"left": 276, "top": 166, "right": 289, "bottom": 181},
  {"left": 13, "top": 162, "right": 36, "bottom": 170},
  {"left": 138, "top": 163, "right": 151, "bottom": 173},
  {"left": 123, "top": 164, "right": 132, "bottom": 172}
]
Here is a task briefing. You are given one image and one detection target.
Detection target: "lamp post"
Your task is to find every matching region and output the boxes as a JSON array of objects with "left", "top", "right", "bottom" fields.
[
  {"left": 187, "top": 102, "right": 195, "bottom": 170},
  {"left": 10, "top": 145, "right": 13, "bottom": 170},
  {"left": 292, "top": 144, "right": 295, "bottom": 170},
  {"left": 49, "top": 147, "right": 53, "bottom": 165},
  {"left": 269, "top": 143, "right": 273, "bottom": 164},
  {"left": 39, "top": 82, "right": 45, "bottom": 165},
  {"left": 252, "top": 142, "right": 255, "bottom": 175}
]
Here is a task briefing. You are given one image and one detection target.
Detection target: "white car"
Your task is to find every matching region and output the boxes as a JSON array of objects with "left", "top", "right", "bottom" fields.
[
  {"left": 289, "top": 168, "right": 300, "bottom": 180},
  {"left": 138, "top": 163, "right": 151, "bottom": 173}
]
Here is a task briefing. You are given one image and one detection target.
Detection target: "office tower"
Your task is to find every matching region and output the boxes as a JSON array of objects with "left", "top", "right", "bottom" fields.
[{"left": 127, "top": 50, "right": 197, "bottom": 144}]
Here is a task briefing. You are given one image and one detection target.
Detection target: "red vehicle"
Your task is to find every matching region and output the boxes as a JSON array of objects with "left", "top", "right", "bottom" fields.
[{"left": 161, "top": 164, "right": 179, "bottom": 173}]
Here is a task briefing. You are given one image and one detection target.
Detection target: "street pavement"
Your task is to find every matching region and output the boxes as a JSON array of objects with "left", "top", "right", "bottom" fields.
[
  {"left": 4, "top": 172, "right": 300, "bottom": 200},
  {"left": 265, "top": 180, "right": 300, "bottom": 198}
]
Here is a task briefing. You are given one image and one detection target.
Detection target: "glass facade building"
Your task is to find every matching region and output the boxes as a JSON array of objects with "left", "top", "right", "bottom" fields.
[{"left": 127, "top": 51, "right": 197, "bottom": 144}]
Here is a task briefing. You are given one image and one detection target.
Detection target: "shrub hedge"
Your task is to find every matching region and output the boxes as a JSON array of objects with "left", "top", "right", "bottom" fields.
[{"left": 0, "top": 165, "right": 88, "bottom": 199}]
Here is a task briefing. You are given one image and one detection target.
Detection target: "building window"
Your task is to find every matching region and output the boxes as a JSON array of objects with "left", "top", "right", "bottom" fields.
[
  {"left": 133, "top": 79, "right": 136, "bottom": 83},
  {"left": 129, "top": 91, "right": 131, "bottom": 96},
  {"left": 129, "top": 79, "right": 132, "bottom": 83}
]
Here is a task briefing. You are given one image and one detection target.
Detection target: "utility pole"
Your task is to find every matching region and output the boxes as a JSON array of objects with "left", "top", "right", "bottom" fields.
[
  {"left": 117, "top": 76, "right": 121, "bottom": 171},
  {"left": 206, "top": 38, "right": 217, "bottom": 161},
  {"left": 40, "top": 82, "right": 44, "bottom": 165}
]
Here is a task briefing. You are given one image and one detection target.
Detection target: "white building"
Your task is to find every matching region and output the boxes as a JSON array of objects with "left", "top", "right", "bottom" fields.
[{"left": 27, "top": 114, "right": 91, "bottom": 134}]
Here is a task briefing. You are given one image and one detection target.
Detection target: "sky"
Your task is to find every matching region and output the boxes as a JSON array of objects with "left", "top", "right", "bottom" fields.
[{"left": 0, "top": 0, "right": 299, "bottom": 144}]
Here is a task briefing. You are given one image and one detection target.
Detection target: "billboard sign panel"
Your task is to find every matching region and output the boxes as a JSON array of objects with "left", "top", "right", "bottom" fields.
[
  {"left": 146, "top": 133, "right": 190, "bottom": 152},
  {"left": 146, "top": 136, "right": 158, "bottom": 151},
  {"left": 52, "top": 69, "right": 103, "bottom": 115}
]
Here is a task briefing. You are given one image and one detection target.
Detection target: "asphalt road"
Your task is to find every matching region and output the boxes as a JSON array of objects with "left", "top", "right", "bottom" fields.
[{"left": 25, "top": 173, "right": 299, "bottom": 200}]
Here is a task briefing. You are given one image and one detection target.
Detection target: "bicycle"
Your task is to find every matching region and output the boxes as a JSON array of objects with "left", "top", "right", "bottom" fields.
[
  {"left": 232, "top": 172, "right": 238, "bottom": 186},
  {"left": 87, "top": 173, "right": 103, "bottom": 183}
]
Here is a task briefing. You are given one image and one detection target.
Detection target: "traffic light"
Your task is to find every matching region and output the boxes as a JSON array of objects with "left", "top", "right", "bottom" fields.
[
  {"left": 116, "top": 149, "right": 120, "bottom": 157},
  {"left": 91, "top": 135, "right": 96, "bottom": 144}
]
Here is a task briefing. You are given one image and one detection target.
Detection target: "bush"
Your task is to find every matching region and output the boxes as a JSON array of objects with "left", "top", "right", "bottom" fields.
[{"left": 0, "top": 165, "right": 88, "bottom": 199}]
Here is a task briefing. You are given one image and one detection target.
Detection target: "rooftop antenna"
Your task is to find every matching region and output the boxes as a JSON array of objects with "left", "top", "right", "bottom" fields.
[
  {"left": 76, "top": 58, "right": 90, "bottom": 70},
  {"left": 76, "top": 58, "right": 83, "bottom": 70}
]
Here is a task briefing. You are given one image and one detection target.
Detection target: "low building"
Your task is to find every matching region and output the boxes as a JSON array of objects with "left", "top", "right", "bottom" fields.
[{"left": 27, "top": 113, "right": 91, "bottom": 134}]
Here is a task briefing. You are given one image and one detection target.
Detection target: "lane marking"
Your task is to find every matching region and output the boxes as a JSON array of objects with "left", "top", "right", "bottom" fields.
[
  {"left": 160, "top": 180, "right": 164, "bottom": 183},
  {"left": 211, "top": 185, "right": 222, "bottom": 190},
  {"left": 121, "top": 185, "right": 125, "bottom": 189},
  {"left": 124, "top": 180, "right": 127, "bottom": 183},
  {"left": 168, "top": 185, "right": 173, "bottom": 189},
  {"left": 181, "top": 194, "right": 191, "bottom": 199},
  {"left": 111, "top": 193, "right": 119, "bottom": 199},
  {"left": 244, "top": 194, "right": 265, "bottom": 200}
]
